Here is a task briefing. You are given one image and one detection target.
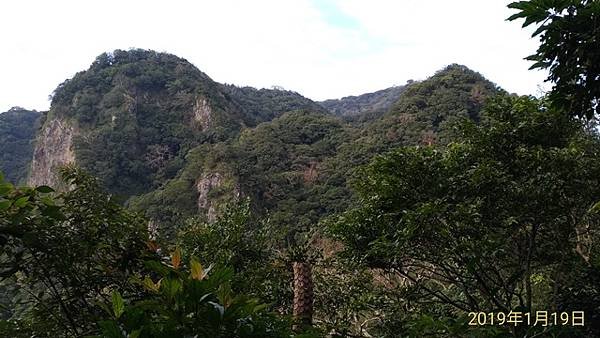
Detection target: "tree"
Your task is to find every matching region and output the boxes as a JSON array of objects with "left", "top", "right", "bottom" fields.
[
  {"left": 95, "top": 250, "right": 295, "bottom": 338},
  {"left": 508, "top": 0, "right": 600, "bottom": 118},
  {"left": 329, "top": 95, "right": 600, "bottom": 336},
  {"left": 1, "top": 169, "right": 302, "bottom": 337},
  {"left": 0, "top": 167, "right": 149, "bottom": 336}
]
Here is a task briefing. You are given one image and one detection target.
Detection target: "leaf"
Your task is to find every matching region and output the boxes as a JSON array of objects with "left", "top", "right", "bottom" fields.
[
  {"left": 144, "top": 260, "right": 170, "bottom": 276},
  {"left": 0, "top": 182, "right": 13, "bottom": 195},
  {"left": 162, "top": 278, "right": 182, "bottom": 299},
  {"left": 190, "top": 258, "right": 204, "bottom": 280},
  {"left": 171, "top": 247, "right": 181, "bottom": 269},
  {"left": 143, "top": 276, "right": 161, "bottom": 292},
  {"left": 14, "top": 196, "right": 29, "bottom": 208},
  {"left": 0, "top": 200, "right": 10, "bottom": 211},
  {"left": 35, "top": 185, "right": 54, "bottom": 193},
  {"left": 589, "top": 201, "right": 600, "bottom": 213},
  {"left": 129, "top": 329, "right": 142, "bottom": 338},
  {"left": 98, "top": 320, "right": 124, "bottom": 338},
  {"left": 111, "top": 290, "right": 125, "bottom": 319}
]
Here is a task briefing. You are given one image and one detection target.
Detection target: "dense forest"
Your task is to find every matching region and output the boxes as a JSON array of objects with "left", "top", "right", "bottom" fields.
[
  {"left": 1, "top": 1, "right": 600, "bottom": 337},
  {"left": 0, "top": 107, "right": 41, "bottom": 184}
]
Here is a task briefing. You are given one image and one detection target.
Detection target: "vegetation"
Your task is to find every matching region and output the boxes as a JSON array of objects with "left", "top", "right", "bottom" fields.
[
  {"left": 1, "top": 1, "right": 599, "bottom": 336},
  {"left": 329, "top": 95, "right": 600, "bottom": 337},
  {"left": 319, "top": 85, "right": 405, "bottom": 120},
  {"left": 509, "top": 0, "right": 600, "bottom": 118},
  {"left": 0, "top": 107, "right": 41, "bottom": 184},
  {"left": 0, "top": 169, "right": 300, "bottom": 337},
  {"left": 40, "top": 49, "right": 324, "bottom": 199}
]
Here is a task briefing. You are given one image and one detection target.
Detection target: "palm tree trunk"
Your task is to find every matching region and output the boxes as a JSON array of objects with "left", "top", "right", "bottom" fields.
[{"left": 293, "top": 261, "right": 313, "bottom": 331}]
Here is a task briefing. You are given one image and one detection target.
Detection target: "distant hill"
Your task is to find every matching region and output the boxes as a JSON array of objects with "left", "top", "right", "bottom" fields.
[
  {"left": 221, "top": 85, "right": 327, "bottom": 125},
  {"left": 1, "top": 49, "right": 503, "bottom": 239},
  {"left": 129, "top": 63, "right": 501, "bottom": 239},
  {"left": 28, "top": 49, "right": 322, "bottom": 197},
  {"left": 0, "top": 107, "right": 41, "bottom": 184},
  {"left": 363, "top": 64, "right": 500, "bottom": 149},
  {"left": 319, "top": 85, "right": 405, "bottom": 119}
]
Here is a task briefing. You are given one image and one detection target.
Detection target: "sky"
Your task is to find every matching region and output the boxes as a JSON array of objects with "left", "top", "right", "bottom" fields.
[{"left": 0, "top": 0, "right": 549, "bottom": 113}]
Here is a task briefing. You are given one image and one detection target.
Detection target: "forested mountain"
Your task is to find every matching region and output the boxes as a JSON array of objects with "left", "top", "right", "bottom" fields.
[
  {"left": 27, "top": 49, "right": 323, "bottom": 197},
  {"left": 1, "top": 51, "right": 499, "bottom": 237},
  {"left": 19, "top": 49, "right": 497, "bottom": 227},
  {"left": 127, "top": 62, "right": 499, "bottom": 242},
  {"left": 0, "top": 107, "right": 41, "bottom": 184},
  {"left": 319, "top": 85, "right": 405, "bottom": 119},
  {"left": 221, "top": 84, "right": 328, "bottom": 124},
  {"left": 3, "top": 1, "right": 600, "bottom": 336}
]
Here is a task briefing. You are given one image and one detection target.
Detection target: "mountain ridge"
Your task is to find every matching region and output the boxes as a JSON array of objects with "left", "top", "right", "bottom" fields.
[{"left": 0, "top": 49, "right": 499, "bottom": 238}]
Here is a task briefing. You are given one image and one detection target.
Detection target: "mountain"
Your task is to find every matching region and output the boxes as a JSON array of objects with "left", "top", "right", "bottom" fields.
[
  {"left": 129, "top": 64, "right": 500, "bottom": 239},
  {"left": 362, "top": 64, "right": 500, "bottom": 149},
  {"left": 128, "top": 110, "right": 353, "bottom": 238},
  {"left": 27, "top": 49, "right": 322, "bottom": 197},
  {"left": 6, "top": 49, "right": 500, "bottom": 240},
  {"left": 319, "top": 85, "right": 405, "bottom": 119},
  {"left": 221, "top": 85, "right": 328, "bottom": 124},
  {"left": 0, "top": 107, "right": 41, "bottom": 184}
]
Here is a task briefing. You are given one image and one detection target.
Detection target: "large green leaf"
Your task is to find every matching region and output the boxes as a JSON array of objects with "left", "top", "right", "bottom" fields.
[{"left": 112, "top": 290, "right": 125, "bottom": 319}]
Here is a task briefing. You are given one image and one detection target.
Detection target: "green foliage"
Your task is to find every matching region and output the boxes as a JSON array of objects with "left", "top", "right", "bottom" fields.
[
  {"left": 39, "top": 49, "right": 327, "bottom": 199},
  {"left": 508, "top": 0, "right": 600, "bottom": 118},
  {"left": 231, "top": 111, "right": 353, "bottom": 239},
  {"left": 222, "top": 85, "right": 327, "bottom": 125},
  {"left": 50, "top": 49, "right": 225, "bottom": 197},
  {"left": 94, "top": 253, "right": 293, "bottom": 338},
  {"left": 330, "top": 95, "right": 600, "bottom": 336},
  {"left": 177, "top": 200, "right": 291, "bottom": 307},
  {"left": 0, "top": 169, "right": 302, "bottom": 337},
  {"left": 367, "top": 64, "right": 499, "bottom": 149},
  {"left": 0, "top": 166, "right": 149, "bottom": 336},
  {"left": 0, "top": 107, "right": 41, "bottom": 184},
  {"left": 319, "top": 85, "right": 406, "bottom": 120}
]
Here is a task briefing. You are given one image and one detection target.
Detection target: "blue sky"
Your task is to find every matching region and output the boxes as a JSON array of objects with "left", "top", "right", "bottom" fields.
[
  {"left": 312, "top": 0, "right": 361, "bottom": 30},
  {"left": 0, "top": 0, "right": 548, "bottom": 112}
]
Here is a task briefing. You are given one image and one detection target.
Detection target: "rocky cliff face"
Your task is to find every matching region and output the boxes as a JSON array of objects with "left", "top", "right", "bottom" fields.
[
  {"left": 28, "top": 117, "right": 75, "bottom": 187},
  {"left": 193, "top": 96, "right": 213, "bottom": 131},
  {"left": 196, "top": 171, "right": 241, "bottom": 223},
  {"left": 196, "top": 172, "right": 222, "bottom": 222}
]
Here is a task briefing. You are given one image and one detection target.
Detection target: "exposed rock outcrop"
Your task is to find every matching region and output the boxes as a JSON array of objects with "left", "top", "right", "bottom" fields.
[
  {"left": 196, "top": 172, "right": 223, "bottom": 223},
  {"left": 193, "top": 96, "right": 212, "bottom": 131},
  {"left": 196, "top": 171, "right": 241, "bottom": 223},
  {"left": 28, "top": 118, "right": 76, "bottom": 187}
]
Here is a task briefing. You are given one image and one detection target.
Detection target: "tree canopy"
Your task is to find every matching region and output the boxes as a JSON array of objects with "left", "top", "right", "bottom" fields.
[{"left": 509, "top": 0, "right": 600, "bottom": 118}]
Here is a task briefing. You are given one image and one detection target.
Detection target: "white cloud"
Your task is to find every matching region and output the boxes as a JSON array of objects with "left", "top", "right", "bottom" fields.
[{"left": 0, "top": 0, "right": 548, "bottom": 112}]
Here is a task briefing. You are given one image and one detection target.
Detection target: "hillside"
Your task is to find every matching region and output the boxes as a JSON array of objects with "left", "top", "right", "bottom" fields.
[
  {"left": 27, "top": 49, "right": 322, "bottom": 197},
  {"left": 362, "top": 64, "right": 500, "bottom": 149},
  {"left": 221, "top": 85, "right": 328, "bottom": 124},
  {"left": 319, "top": 85, "right": 405, "bottom": 119},
  {"left": 129, "top": 110, "right": 353, "bottom": 238},
  {"left": 0, "top": 107, "right": 41, "bottom": 184},
  {"left": 128, "top": 63, "right": 500, "bottom": 240},
  {"left": 4, "top": 50, "right": 501, "bottom": 235},
  {"left": 4, "top": 2, "right": 600, "bottom": 336}
]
